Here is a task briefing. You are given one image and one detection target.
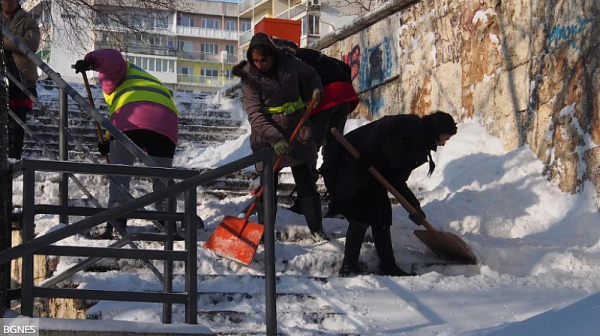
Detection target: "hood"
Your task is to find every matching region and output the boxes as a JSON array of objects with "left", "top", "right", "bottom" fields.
[
  {"left": 232, "top": 60, "right": 249, "bottom": 79},
  {"left": 246, "top": 32, "right": 279, "bottom": 62}
]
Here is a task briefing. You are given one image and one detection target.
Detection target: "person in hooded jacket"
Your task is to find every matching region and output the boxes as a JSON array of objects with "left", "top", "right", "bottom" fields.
[
  {"left": 74, "top": 49, "right": 179, "bottom": 239},
  {"left": 320, "top": 111, "right": 458, "bottom": 276},
  {"left": 2, "top": 0, "right": 40, "bottom": 160},
  {"left": 271, "top": 38, "right": 359, "bottom": 218},
  {"left": 232, "top": 33, "right": 328, "bottom": 241}
]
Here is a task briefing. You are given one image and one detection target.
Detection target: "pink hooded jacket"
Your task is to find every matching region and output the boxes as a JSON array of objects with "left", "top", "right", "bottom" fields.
[{"left": 85, "top": 49, "right": 179, "bottom": 145}]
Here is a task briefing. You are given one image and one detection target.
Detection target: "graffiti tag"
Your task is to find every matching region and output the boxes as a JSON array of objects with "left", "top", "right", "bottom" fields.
[{"left": 547, "top": 17, "right": 593, "bottom": 50}]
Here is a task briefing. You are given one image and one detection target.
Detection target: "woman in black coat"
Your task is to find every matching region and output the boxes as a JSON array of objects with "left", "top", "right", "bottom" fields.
[{"left": 320, "top": 111, "right": 458, "bottom": 276}]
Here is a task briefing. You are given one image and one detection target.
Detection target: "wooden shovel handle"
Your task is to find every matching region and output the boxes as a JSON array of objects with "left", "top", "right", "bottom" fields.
[
  {"left": 81, "top": 71, "right": 110, "bottom": 164},
  {"left": 330, "top": 128, "right": 438, "bottom": 233},
  {"left": 243, "top": 96, "right": 320, "bottom": 219}
]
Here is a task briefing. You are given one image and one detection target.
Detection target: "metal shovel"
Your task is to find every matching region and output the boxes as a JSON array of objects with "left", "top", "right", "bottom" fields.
[{"left": 331, "top": 128, "right": 477, "bottom": 264}]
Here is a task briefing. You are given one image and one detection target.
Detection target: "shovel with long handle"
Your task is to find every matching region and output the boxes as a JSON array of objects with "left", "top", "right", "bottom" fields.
[
  {"left": 204, "top": 97, "right": 320, "bottom": 265},
  {"left": 73, "top": 65, "right": 110, "bottom": 164},
  {"left": 330, "top": 128, "right": 478, "bottom": 264}
]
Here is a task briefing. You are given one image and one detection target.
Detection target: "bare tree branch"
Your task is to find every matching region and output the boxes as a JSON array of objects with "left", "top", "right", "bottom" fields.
[{"left": 26, "top": 0, "right": 192, "bottom": 54}]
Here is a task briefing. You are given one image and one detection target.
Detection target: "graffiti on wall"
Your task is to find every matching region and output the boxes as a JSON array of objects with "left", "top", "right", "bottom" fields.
[
  {"left": 343, "top": 45, "right": 361, "bottom": 81},
  {"left": 547, "top": 16, "right": 593, "bottom": 50},
  {"left": 343, "top": 36, "right": 395, "bottom": 115},
  {"left": 358, "top": 36, "right": 394, "bottom": 92}
]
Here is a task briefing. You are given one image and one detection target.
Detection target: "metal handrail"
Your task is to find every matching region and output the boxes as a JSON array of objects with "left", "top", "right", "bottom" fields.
[
  {"left": 6, "top": 74, "right": 167, "bottom": 284},
  {"left": 1, "top": 149, "right": 277, "bottom": 331}
]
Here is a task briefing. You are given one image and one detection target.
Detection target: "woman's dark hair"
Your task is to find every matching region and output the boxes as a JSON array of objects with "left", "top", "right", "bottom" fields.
[
  {"left": 249, "top": 45, "right": 275, "bottom": 58},
  {"left": 421, "top": 110, "right": 457, "bottom": 176},
  {"left": 422, "top": 110, "right": 457, "bottom": 136}
]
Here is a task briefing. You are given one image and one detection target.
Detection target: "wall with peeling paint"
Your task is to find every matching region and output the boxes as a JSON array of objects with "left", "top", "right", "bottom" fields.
[{"left": 318, "top": 0, "right": 600, "bottom": 205}]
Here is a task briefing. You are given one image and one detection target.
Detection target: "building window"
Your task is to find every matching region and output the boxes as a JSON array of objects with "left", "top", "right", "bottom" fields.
[
  {"left": 131, "top": 14, "right": 143, "bottom": 28},
  {"left": 307, "top": 15, "right": 319, "bottom": 35},
  {"left": 201, "top": 68, "right": 219, "bottom": 78},
  {"left": 240, "top": 21, "right": 251, "bottom": 32},
  {"left": 200, "top": 43, "right": 219, "bottom": 54},
  {"left": 225, "top": 45, "right": 234, "bottom": 56},
  {"left": 178, "top": 65, "right": 192, "bottom": 75},
  {"left": 226, "top": 20, "right": 236, "bottom": 31},
  {"left": 148, "top": 13, "right": 169, "bottom": 30},
  {"left": 177, "top": 15, "right": 195, "bottom": 27},
  {"left": 153, "top": 36, "right": 162, "bottom": 46},
  {"left": 201, "top": 18, "right": 220, "bottom": 29}
]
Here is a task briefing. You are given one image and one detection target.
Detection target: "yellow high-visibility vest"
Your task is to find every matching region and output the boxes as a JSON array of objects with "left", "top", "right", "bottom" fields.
[
  {"left": 266, "top": 97, "right": 304, "bottom": 115},
  {"left": 103, "top": 62, "right": 179, "bottom": 117}
]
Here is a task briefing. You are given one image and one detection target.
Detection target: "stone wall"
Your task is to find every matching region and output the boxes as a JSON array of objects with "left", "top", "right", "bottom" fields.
[{"left": 316, "top": 0, "right": 600, "bottom": 203}]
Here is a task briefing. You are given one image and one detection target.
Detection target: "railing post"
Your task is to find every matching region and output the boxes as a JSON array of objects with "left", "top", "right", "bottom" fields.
[
  {"left": 21, "top": 168, "right": 35, "bottom": 316},
  {"left": 3, "top": 166, "right": 13, "bottom": 309},
  {"left": 162, "top": 181, "right": 175, "bottom": 324},
  {"left": 184, "top": 188, "right": 197, "bottom": 324},
  {"left": 262, "top": 154, "right": 277, "bottom": 336},
  {"left": 58, "top": 86, "right": 68, "bottom": 225}
]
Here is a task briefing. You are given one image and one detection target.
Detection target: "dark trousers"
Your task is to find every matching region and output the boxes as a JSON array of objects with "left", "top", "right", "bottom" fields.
[
  {"left": 8, "top": 88, "right": 36, "bottom": 160},
  {"left": 8, "top": 106, "right": 29, "bottom": 160},
  {"left": 342, "top": 217, "right": 396, "bottom": 268},
  {"left": 259, "top": 164, "right": 322, "bottom": 232},
  {"left": 310, "top": 102, "right": 350, "bottom": 162}
]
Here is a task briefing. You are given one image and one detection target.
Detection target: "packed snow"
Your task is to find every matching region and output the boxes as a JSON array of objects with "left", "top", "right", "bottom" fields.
[{"left": 13, "top": 88, "right": 600, "bottom": 335}]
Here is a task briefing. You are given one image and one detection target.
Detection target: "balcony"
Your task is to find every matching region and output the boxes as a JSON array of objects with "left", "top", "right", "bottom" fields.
[
  {"left": 179, "top": 51, "right": 238, "bottom": 64},
  {"left": 96, "top": 43, "right": 179, "bottom": 58},
  {"left": 275, "top": 3, "right": 309, "bottom": 20},
  {"left": 239, "top": 0, "right": 268, "bottom": 13},
  {"left": 177, "top": 74, "right": 238, "bottom": 87},
  {"left": 239, "top": 29, "right": 254, "bottom": 46},
  {"left": 174, "top": 25, "right": 238, "bottom": 40}
]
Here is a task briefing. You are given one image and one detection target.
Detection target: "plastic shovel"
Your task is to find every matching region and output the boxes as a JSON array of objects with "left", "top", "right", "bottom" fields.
[
  {"left": 203, "top": 97, "right": 319, "bottom": 265},
  {"left": 330, "top": 128, "right": 478, "bottom": 264}
]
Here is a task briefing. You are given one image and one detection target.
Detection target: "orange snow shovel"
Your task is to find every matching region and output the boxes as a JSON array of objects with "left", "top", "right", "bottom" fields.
[
  {"left": 204, "top": 97, "right": 319, "bottom": 265},
  {"left": 331, "top": 128, "right": 478, "bottom": 264}
]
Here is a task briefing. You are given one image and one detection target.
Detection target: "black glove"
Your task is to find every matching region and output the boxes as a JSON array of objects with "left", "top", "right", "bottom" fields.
[
  {"left": 74, "top": 59, "right": 94, "bottom": 74},
  {"left": 408, "top": 207, "right": 426, "bottom": 226},
  {"left": 98, "top": 140, "right": 110, "bottom": 155}
]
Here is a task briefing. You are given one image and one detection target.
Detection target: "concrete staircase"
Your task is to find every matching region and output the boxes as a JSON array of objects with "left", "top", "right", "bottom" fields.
[{"left": 14, "top": 80, "right": 359, "bottom": 335}]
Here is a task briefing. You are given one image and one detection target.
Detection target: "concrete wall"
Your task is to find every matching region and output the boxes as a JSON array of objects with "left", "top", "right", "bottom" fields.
[{"left": 315, "top": 0, "right": 600, "bottom": 203}]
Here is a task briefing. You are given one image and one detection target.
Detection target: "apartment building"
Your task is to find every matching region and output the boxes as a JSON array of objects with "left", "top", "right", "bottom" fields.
[
  {"left": 23, "top": 0, "right": 251, "bottom": 95},
  {"left": 238, "top": 0, "right": 323, "bottom": 53}
]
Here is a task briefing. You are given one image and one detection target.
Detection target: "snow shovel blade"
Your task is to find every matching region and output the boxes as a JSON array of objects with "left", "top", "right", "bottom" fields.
[
  {"left": 203, "top": 216, "right": 264, "bottom": 265},
  {"left": 413, "top": 229, "right": 478, "bottom": 265}
]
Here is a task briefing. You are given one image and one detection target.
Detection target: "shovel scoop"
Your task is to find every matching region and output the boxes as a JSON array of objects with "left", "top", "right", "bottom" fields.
[{"left": 203, "top": 215, "right": 264, "bottom": 265}]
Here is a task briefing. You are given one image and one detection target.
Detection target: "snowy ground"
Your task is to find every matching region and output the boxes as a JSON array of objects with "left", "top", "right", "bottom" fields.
[{"left": 16, "top": 93, "right": 600, "bottom": 334}]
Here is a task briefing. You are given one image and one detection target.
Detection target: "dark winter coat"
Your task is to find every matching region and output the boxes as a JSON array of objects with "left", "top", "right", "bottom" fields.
[
  {"left": 320, "top": 114, "right": 436, "bottom": 225},
  {"left": 293, "top": 48, "right": 358, "bottom": 116},
  {"left": 2, "top": 7, "right": 40, "bottom": 88},
  {"left": 232, "top": 33, "right": 323, "bottom": 170}
]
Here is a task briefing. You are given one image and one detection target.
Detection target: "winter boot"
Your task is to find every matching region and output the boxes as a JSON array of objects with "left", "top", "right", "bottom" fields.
[
  {"left": 86, "top": 217, "right": 126, "bottom": 240},
  {"left": 379, "top": 264, "right": 416, "bottom": 277},
  {"left": 300, "top": 196, "right": 330, "bottom": 242},
  {"left": 372, "top": 224, "right": 416, "bottom": 276},
  {"left": 339, "top": 221, "right": 368, "bottom": 276},
  {"left": 339, "top": 263, "right": 362, "bottom": 277}
]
